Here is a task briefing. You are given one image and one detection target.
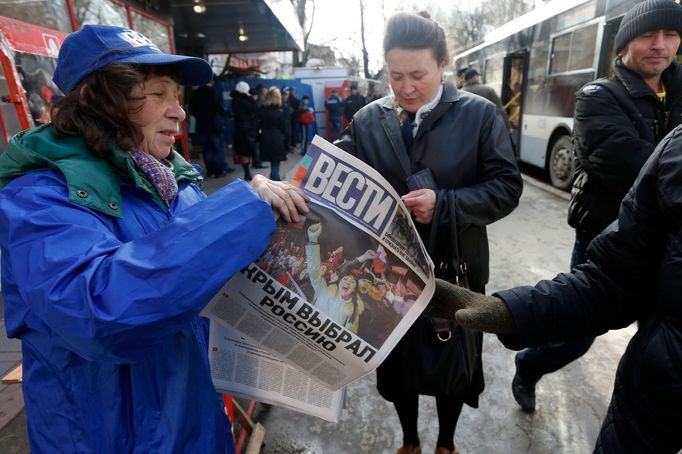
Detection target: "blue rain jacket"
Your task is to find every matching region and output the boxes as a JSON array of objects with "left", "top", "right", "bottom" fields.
[{"left": 0, "top": 125, "right": 275, "bottom": 453}]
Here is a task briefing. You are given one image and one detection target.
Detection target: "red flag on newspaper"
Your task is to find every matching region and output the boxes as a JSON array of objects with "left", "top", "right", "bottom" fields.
[
  {"left": 405, "top": 278, "right": 421, "bottom": 296},
  {"left": 373, "top": 245, "right": 387, "bottom": 274},
  {"left": 391, "top": 265, "right": 408, "bottom": 277},
  {"left": 392, "top": 278, "right": 407, "bottom": 296},
  {"left": 328, "top": 246, "right": 344, "bottom": 267},
  {"left": 277, "top": 272, "right": 290, "bottom": 286}
]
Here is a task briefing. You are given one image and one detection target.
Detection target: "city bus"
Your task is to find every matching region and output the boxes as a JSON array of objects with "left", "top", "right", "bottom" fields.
[{"left": 454, "top": 0, "right": 676, "bottom": 190}]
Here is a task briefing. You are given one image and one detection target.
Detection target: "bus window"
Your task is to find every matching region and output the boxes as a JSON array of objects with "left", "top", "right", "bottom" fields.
[
  {"left": 73, "top": 0, "right": 128, "bottom": 28},
  {"left": 14, "top": 52, "right": 61, "bottom": 125},
  {"left": 549, "top": 23, "right": 598, "bottom": 74},
  {"left": 131, "top": 12, "right": 171, "bottom": 54},
  {"left": 0, "top": 70, "right": 23, "bottom": 153},
  {"left": 484, "top": 54, "right": 504, "bottom": 96},
  {"left": 1, "top": 0, "right": 71, "bottom": 32},
  {"left": 550, "top": 33, "right": 571, "bottom": 74}
]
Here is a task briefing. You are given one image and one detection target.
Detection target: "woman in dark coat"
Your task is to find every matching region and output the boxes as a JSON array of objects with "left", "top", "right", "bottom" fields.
[
  {"left": 336, "top": 11, "right": 522, "bottom": 454},
  {"left": 232, "top": 81, "right": 259, "bottom": 180},
  {"left": 257, "top": 87, "right": 288, "bottom": 181}
]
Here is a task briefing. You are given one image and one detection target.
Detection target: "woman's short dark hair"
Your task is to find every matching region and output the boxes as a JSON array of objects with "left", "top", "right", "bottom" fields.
[
  {"left": 383, "top": 11, "right": 448, "bottom": 65},
  {"left": 51, "top": 63, "right": 181, "bottom": 157}
]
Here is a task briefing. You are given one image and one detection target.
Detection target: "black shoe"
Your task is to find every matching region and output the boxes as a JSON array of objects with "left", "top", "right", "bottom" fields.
[
  {"left": 512, "top": 355, "right": 537, "bottom": 412},
  {"left": 253, "top": 163, "right": 268, "bottom": 169},
  {"left": 224, "top": 166, "right": 235, "bottom": 173}
]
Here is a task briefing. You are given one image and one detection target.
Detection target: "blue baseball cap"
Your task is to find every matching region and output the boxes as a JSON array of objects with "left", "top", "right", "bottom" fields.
[{"left": 53, "top": 25, "right": 212, "bottom": 94}]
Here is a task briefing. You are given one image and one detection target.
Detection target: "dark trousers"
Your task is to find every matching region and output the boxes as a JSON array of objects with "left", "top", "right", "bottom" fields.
[
  {"left": 291, "top": 119, "right": 301, "bottom": 146},
  {"left": 270, "top": 161, "right": 281, "bottom": 181},
  {"left": 301, "top": 124, "right": 311, "bottom": 155},
  {"left": 328, "top": 116, "right": 342, "bottom": 142},
  {"left": 393, "top": 393, "right": 464, "bottom": 451},
  {"left": 515, "top": 228, "right": 596, "bottom": 383},
  {"left": 197, "top": 132, "right": 227, "bottom": 177}
]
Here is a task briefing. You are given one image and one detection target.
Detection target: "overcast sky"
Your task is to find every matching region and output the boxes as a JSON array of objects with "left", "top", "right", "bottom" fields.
[{"left": 307, "top": 0, "right": 477, "bottom": 73}]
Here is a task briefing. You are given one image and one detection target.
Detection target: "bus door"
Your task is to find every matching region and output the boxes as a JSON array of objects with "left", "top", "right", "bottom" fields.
[
  {"left": 0, "top": 16, "right": 65, "bottom": 154},
  {"left": 597, "top": 17, "right": 622, "bottom": 78},
  {"left": 501, "top": 49, "right": 529, "bottom": 157}
]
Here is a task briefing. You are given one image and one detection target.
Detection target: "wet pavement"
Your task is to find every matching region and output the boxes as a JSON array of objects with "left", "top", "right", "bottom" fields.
[
  {"left": 253, "top": 171, "right": 635, "bottom": 454},
  {"left": 0, "top": 146, "right": 635, "bottom": 453}
]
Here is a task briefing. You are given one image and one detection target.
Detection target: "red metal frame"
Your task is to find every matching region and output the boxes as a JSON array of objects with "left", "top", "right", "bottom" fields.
[
  {"left": 0, "top": 99, "right": 8, "bottom": 145},
  {"left": 126, "top": 4, "right": 134, "bottom": 29},
  {"left": 0, "top": 16, "right": 68, "bottom": 140},
  {"left": 65, "top": 0, "right": 78, "bottom": 32},
  {"left": 223, "top": 394, "right": 262, "bottom": 454},
  {"left": 65, "top": 0, "right": 174, "bottom": 35},
  {"left": 234, "top": 400, "right": 257, "bottom": 454}
]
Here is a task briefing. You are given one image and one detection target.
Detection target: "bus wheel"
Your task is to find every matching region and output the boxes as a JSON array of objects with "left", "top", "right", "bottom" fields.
[{"left": 548, "top": 135, "right": 574, "bottom": 190}]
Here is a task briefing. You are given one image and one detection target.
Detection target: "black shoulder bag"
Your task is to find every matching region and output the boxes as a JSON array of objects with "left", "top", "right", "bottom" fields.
[{"left": 399, "top": 189, "right": 479, "bottom": 397}]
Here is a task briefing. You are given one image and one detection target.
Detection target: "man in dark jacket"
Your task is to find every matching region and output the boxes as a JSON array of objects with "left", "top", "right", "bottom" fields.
[
  {"left": 343, "top": 84, "right": 366, "bottom": 123},
  {"left": 325, "top": 89, "right": 344, "bottom": 141},
  {"left": 189, "top": 81, "right": 233, "bottom": 177},
  {"left": 281, "top": 87, "right": 294, "bottom": 151},
  {"left": 511, "top": 0, "right": 682, "bottom": 414},
  {"left": 461, "top": 68, "right": 511, "bottom": 132},
  {"left": 429, "top": 122, "right": 682, "bottom": 452},
  {"left": 288, "top": 87, "right": 301, "bottom": 151}
]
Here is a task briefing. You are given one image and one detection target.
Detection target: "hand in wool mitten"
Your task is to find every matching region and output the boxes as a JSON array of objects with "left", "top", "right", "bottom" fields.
[{"left": 425, "top": 278, "right": 516, "bottom": 333}]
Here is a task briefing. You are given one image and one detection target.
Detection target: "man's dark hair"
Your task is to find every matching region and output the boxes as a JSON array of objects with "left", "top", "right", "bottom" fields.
[
  {"left": 383, "top": 11, "right": 448, "bottom": 65},
  {"left": 52, "top": 63, "right": 181, "bottom": 158}
]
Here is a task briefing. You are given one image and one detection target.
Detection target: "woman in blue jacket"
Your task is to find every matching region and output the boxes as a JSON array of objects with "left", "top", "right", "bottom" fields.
[{"left": 0, "top": 25, "right": 307, "bottom": 453}]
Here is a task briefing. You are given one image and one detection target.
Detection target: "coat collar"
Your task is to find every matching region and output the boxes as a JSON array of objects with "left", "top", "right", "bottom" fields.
[
  {"left": 0, "top": 124, "right": 202, "bottom": 218},
  {"left": 376, "top": 83, "right": 460, "bottom": 111},
  {"left": 614, "top": 57, "right": 682, "bottom": 101},
  {"left": 376, "top": 84, "right": 460, "bottom": 177}
]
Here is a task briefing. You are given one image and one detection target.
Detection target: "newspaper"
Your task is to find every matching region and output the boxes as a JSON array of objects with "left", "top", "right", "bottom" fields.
[
  {"left": 203, "top": 135, "right": 435, "bottom": 417},
  {"left": 209, "top": 321, "right": 346, "bottom": 422}
]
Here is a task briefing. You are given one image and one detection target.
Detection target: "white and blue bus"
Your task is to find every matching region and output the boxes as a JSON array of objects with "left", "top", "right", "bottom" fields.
[{"left": 454, "top": 0, "right": 679, "bottom": 189}]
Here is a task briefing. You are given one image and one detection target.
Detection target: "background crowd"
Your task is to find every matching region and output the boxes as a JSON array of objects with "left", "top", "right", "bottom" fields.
[{"left": 188, "top": 79, "right": 376, "bottom": 183}]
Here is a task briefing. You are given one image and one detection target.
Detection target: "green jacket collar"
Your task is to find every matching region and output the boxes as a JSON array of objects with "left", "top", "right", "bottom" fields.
[{"left": 0, "top": 124, "right": 202, "bottom": 218}]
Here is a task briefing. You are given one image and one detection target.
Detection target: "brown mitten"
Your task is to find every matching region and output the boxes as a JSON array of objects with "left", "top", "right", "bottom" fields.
[{"left": 426, "top": 278, "right": 516, "bottom": 333}]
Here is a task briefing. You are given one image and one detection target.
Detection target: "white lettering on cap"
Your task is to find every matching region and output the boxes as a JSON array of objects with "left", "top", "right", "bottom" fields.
[{"left": 118, "top": 30, "right": 160, "bottom": 51}]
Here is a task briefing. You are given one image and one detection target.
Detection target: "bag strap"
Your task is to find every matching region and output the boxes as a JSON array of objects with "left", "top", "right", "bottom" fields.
[
  {"left": 446, "top": 191, "right": 461, "bottom": 272},
  {"left": 427, "top": 189, "right": 446, "bottom": 258},
  {"left": 426, "top": 189, "right": 455, "bottom": 339},
  {"left": 585, "top": 79, "right": 654, "bottom": 142}
]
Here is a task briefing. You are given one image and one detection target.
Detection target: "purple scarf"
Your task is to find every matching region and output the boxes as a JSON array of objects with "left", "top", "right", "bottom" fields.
[{"left": 129, "top": 149, "right": 178, "bottom": 204}]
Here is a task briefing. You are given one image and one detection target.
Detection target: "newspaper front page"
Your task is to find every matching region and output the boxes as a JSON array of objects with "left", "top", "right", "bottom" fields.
[{"left": 203, "top": 136, "right": 435, "bottom": 416}]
